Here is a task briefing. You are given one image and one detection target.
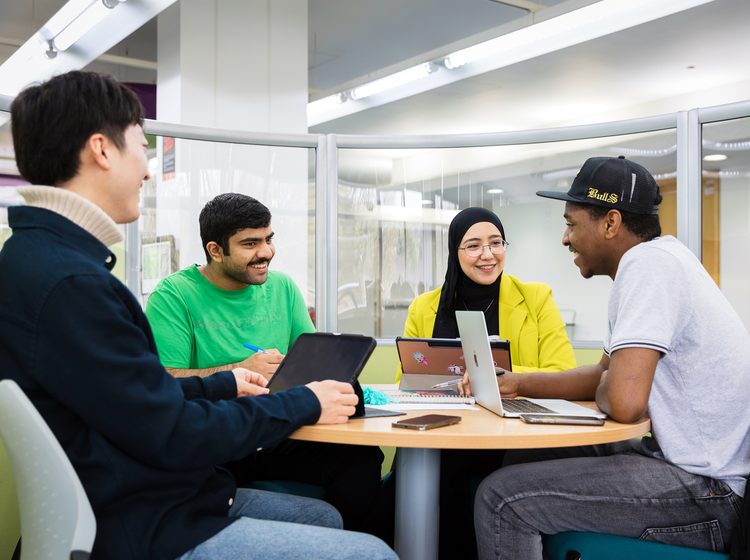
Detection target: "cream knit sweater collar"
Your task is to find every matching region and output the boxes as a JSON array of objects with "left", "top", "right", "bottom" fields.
[{"left": 18, "top": 186, "right": 124, "bottom": 247}]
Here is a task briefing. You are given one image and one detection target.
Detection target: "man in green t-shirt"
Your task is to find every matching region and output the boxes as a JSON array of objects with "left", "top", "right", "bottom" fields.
[
  {"left": 145, "top": 200, "right": 312, "bottom": 378},
  {"left": 146, "top": 193, "right": 383, "bottom": 532}
]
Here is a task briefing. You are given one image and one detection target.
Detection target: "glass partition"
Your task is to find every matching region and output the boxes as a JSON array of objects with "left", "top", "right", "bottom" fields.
[
  {"left": 0, "top": 114, "right": 22, "bottom": 255},
  {"left": 702, "top": 116, "right": 750, "bottom": 331},
  {"left": 139, "top": 135, "right": 317, "bottom": 319},
  {"left": 337, "top": 129, "right": 678, "bottom": 343},
  {"left": 3, "top": 98, "right": 750, "bottom": 345}
]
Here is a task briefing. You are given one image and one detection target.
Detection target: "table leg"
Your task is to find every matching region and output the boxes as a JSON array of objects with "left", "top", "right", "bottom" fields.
[{"left": 394, "top": 448, "right": 440, "bottom": 560}]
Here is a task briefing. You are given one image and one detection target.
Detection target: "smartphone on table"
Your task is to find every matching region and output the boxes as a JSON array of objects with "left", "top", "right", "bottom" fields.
[
  {"left": 520, "top": 414, "right": 604, "bottom": 426},
  {"left": 392, "top": 414, "right": 462, "bottom": 431}
]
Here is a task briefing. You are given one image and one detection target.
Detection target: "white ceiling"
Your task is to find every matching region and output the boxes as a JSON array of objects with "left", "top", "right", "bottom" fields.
[{"left": 0, "top": 0, "right": 748, "bottom": 143}]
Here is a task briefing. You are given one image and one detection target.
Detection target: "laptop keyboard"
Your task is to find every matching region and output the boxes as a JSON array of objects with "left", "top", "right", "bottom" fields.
[{"left": 502, "top": 398, "right": 555, "bottom": 414}]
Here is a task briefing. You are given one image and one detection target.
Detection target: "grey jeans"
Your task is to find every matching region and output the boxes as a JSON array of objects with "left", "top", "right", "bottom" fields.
[
  {"left": 474, "top": 440, "right": 742, "bottom": 560},
  {"left": 178, "top": 488, "right": 398, "bottom": 560}
]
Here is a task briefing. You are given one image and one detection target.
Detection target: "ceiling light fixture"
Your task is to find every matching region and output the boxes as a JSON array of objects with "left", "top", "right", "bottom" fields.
[
  {"left": 486, "top": 188, "right": 505, "bottom": 194},
  {"left": 39, "top": 0, "right": 126, "bottom": 56},
  {"left": 442, "top": 0, "right": 713, "bottom": 72},
  {"left": 703, "top": 154, "right": 727, "bottom": 162},
  {"left": 349, "top": 63, "right": 435, "bottom": 101},
  {"left": 308, "top": 0, "right": 715, "bottom": 125},
  {"left": 307, "top": 93, "right": 346, "bottom": 122},
  {"left": 703, "top": 140, "right": 750, "bottom": 151},
  {"left": 609, "top": 145, "right": 677, "bottom": 157}
]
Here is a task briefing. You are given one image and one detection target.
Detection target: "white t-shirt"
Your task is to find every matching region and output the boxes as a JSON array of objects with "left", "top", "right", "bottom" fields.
[{"left": 604, "top": 236, "right": 750, "bottom": 496}]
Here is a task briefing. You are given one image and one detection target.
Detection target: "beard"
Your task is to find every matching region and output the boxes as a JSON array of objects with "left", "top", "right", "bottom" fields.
[{"left": 224, "top": 258, "right": 271, "bottom": 286}]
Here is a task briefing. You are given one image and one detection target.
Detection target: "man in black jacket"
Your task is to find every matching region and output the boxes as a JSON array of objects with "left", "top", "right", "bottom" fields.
[{"left": 0, "top": 71, "right": 396, "bottom": 560}]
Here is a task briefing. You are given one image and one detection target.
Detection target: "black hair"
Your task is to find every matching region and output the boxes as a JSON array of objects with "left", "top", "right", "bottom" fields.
[
  {"left": 199, "top": 193, "right": 272, "bottom": 262},
  {"left": 581, "top": 203, "right": 662, "bottom": 241},
  {"left": 10, "top": 71, "right": 144, "bottom": 186}
]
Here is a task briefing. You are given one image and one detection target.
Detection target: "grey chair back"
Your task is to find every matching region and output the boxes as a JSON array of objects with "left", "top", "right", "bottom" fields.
[{"left": 0, "top": 379, "right": 96, "bottom": 560}]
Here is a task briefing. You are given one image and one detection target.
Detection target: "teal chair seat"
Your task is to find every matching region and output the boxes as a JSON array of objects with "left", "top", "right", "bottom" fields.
[{"left": 543, "top": 531, "right": 729, "bottom": 560}]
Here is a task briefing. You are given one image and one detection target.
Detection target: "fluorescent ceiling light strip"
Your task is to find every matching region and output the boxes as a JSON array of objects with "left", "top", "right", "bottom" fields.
[
  {"left": 39, "top": 0, "right": 99, "bottom": 41},
  {"left": 307, "top": 0, "right": 714, "bottom": 125},
  {"left": 610, "top": 145, "right": 677, "bottom": 157},
  {"left": 350, "top": 63, "right": 433, "bottom": 101},
  {"left": 52, "top": 0, "right": 113, "bottom": 51},
  {"left": 307, "top": 94, "right": 344, "bottom": 121},
  {"left": 703, "top": 140, "right": 750, "bottom": 151},
  {"left": 444, "top": 0, "right": 713, "bottom": 71}
]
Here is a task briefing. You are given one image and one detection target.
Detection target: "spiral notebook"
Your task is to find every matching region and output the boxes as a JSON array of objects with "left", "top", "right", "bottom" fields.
[{"left": 381, "top": 387, "right": 475, "bottom": 405}]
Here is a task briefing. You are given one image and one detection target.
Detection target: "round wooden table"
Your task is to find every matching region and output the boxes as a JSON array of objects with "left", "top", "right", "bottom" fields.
[{"left": 290, "top": 391, "right": 650, "bottom": 560}]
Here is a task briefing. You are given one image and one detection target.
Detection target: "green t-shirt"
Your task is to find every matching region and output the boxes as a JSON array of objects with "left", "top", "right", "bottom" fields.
[{"left": 145, "top": 265, "right": 315, "bottom": 369}]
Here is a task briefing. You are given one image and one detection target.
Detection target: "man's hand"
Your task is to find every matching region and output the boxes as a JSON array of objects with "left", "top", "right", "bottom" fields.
[
  {"left": 306, "top": 380, "right": 358, "bottom": 424},
  {"left": 239, "top": 349, "right": 284, "bottom": 379},
  {"left": 458, "top": 369, "right": 523, "bottom": 398},
  {"left": 497, "top": 371, "right": 523, "bottom": 398},
  {"left": 595, "top": 348, "right": 657, "bottom": 423},
  {"left": 232, "top": 367, "right": 270, "bottom": 397}
]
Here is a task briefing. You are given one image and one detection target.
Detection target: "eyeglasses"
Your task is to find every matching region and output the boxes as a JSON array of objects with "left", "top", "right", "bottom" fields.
[{"left": 458, "top": 239, "right": 510, "bottom": 258}]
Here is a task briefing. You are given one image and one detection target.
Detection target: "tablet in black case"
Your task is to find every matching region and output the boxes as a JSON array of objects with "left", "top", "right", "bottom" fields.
[{"left": 266, "top": 332, "right": 377, "bottom": 394}]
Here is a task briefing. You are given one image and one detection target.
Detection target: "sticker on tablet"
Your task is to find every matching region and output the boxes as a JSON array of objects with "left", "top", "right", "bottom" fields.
[{"left": 412, "top": 351, "right": 428, "bottom": 366}]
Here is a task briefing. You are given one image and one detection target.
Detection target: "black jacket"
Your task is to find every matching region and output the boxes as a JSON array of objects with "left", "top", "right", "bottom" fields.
[{"left": 0, "top": 206, "right": 321, "bottom": 559}]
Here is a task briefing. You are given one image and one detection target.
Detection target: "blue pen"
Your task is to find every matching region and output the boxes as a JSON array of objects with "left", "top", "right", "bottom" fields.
[{"left": 242, "top": 343, "right": 267, "bottom": 354}]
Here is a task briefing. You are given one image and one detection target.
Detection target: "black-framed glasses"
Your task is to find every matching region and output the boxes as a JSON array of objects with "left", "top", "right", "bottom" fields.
[{"left": 458, "top": 239, "right": 510, "bottom": 258}]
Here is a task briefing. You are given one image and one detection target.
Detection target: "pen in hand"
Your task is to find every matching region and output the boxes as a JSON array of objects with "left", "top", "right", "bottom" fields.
[
  {"left": 242, "top": 343, "right": 267, "bottom": 354},
  {"left": 431, "top": 378, "right": 463, "bottom": 389}
]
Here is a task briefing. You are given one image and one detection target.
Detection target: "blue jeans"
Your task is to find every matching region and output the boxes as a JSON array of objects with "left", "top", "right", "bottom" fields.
[
  {"left": 474, "top": 440, "right": 742, "bottom": 560},
  {"left": 178, "top": 488, "right": 397, "bottom": 560}
]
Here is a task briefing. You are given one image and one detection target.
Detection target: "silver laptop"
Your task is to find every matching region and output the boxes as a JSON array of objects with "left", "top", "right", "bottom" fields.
[{"left": 456, "top": 311, "right": 606, "bottom": 419}]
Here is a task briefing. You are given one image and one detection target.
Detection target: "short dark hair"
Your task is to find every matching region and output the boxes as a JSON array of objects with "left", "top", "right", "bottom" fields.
[
  {"left": 11, "top": 71, "right": 144, "bottom": 186},
  {"left": 578, "top": 203, "right": 662, "bottom": 241},
  {"left": 199, "top": 193, "right": 272, "bottom": 262}
]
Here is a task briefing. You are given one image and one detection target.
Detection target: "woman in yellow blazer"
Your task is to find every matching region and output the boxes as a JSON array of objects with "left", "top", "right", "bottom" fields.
[
  {"left": 401, "top": 206, "right": 575, "bottom": 559},
  {"left": 403, "top": 276, "right": 575, "bottom": 373},
  {"left": 400, "top": 206, "right": 575, "bottom": 375}
]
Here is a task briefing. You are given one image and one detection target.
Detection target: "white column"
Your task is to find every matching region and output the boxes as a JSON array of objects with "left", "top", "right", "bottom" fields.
[{"left": 154, "top": 0, "right": 309, "bottom": 294}]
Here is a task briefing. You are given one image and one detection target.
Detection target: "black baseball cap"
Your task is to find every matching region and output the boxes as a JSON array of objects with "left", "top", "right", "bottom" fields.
[{"left": 536, "top": 156, "right": 660, "bottom": 215}]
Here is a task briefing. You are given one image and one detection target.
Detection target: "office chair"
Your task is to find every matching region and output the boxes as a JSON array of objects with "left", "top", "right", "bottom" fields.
[
  {"left": 543, "top": 531, "right": 730, "bottom": 560},
  {"left": 0, "top": 379, "right": 96, "bottom": 560}
]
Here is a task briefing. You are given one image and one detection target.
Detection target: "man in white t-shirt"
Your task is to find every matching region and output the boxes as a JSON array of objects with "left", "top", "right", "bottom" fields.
[{"left": 472, "top": 156, "right": 750, "bottom": 560}]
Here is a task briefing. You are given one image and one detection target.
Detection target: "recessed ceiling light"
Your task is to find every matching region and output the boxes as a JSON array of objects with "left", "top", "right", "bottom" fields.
[
  {"left": 421, "top": 199, "right": 433, "bottom": 206},
  {"left": 703, "top": 154, "right": 727, "bottom": 162},
  {"left": 486, "top": 188, "right": 504, "bottom": 194}
]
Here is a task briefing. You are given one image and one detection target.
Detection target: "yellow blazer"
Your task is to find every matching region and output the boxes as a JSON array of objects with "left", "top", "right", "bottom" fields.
[{"left": 398, "top": 274, "right": 576, "bottom": 380}]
